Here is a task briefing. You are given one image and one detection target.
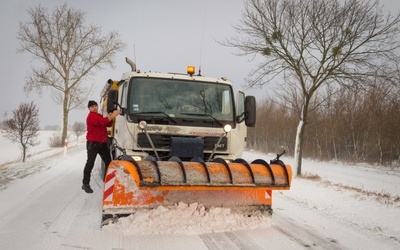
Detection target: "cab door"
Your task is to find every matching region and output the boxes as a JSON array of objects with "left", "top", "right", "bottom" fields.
[{"left": 232, "top": 90, "right": 248, "bottom": 157}]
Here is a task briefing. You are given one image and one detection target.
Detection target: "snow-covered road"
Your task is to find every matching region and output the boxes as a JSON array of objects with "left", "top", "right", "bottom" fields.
[{"left": 0, "top": 138, "right": 399, "bottom": 249}]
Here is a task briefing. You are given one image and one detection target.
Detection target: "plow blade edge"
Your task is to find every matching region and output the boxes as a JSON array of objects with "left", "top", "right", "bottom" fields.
[{"left": 102, "top": 158, "right": 292, "bottom": 222}]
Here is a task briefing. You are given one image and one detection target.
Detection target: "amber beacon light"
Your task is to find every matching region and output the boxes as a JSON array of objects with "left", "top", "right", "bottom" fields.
[{"left": 187, "top": 65, "right": 195, "bottom": 76}]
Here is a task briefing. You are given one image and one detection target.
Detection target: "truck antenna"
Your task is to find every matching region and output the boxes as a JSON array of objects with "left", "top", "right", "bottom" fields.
[
  {"left": 133, "top": 44, "right": 137, "bottom": 66},
  {"left": 198, "top": 6, "right": 206, "bottom": 76}
]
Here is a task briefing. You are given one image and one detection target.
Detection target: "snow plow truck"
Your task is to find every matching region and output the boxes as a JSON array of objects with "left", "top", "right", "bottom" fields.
[{"left": 100, "top": 57, "right": 292, "bottom": 225}]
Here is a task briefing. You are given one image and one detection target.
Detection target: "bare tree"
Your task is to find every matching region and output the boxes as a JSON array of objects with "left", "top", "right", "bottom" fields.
[
  {"left": 17, "top": 4, "right": 126, "bottom": 145},
  {"left": 2, "top": 102, "right": 40, "bottom": 162},
  {"left": 224, "top": 0, "right": 400, "bottom": 175},
  {"left": 72, "top": 121, "right": 86, "bottom": 142}
]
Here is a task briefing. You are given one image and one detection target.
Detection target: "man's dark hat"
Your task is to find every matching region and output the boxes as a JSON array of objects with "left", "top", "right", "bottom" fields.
[{"left": 88, "top": 100, "right": 98, "bottom": 108}]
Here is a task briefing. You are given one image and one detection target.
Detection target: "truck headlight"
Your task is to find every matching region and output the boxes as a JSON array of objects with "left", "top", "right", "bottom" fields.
[
  {"left": 138, "top": 120, "right": 147, "bottom": 130},
  {"left": 224, "top": 124, "right": 232, "bottom": 133}
]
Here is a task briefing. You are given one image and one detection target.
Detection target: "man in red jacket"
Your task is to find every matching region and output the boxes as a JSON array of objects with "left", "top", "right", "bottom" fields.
[{"left": 82, "top": 100, "right": 120, "bottom": 193}]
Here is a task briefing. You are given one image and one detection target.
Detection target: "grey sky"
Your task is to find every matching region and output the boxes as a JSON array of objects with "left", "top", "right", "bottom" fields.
[{"left": 1, "top": 0, "right": 398, "bottom": 128}]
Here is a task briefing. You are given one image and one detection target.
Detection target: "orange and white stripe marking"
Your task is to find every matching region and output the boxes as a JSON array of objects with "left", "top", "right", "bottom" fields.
[{"left": 103, "top": 170, "right": 116, "bottom": 202}]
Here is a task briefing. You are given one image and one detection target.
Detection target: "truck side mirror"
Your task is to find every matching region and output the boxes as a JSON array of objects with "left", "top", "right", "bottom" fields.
[
  {"left": 244, "top": 96, "right": 256, "bottom": 127},
  {"left": 107, "top": 89, "right": 119, "bottom": 113}
]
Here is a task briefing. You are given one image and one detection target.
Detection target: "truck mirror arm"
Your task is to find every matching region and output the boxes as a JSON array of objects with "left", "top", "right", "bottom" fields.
[
  {"left": 236, "top": 112, "right": 246, "bottom": 124},
  {"left": 113, "top": 102, "right": 125, "bottom": 116}
]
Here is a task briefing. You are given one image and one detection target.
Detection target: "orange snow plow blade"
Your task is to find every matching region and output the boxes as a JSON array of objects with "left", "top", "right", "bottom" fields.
[{"left": 102, "top": 157, "right": 292, "bottom": 224}]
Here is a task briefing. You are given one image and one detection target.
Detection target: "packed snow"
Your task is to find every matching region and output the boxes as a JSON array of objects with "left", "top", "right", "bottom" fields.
[{"left": 0, "top": 131, "right": 399, "bottom": 249}]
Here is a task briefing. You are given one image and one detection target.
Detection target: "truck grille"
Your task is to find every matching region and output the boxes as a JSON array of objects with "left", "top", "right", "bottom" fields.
[{"left": 137, "top": 133, "right": 227, "bottom": 151}]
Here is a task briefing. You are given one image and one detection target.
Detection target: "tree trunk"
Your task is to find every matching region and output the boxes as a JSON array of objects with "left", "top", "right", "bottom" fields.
[
  {"left": 294, "top": 120, "right": 305, "bottom": 176},
  {"left": 294, "top": 102, "right": 308, "bottom": 176},
  {"left": 316, "top": 135, "right": 322, "bottom": 159},
  {"left": 22, "top": 144, "right": 26, "bottom": 162},
  {"left": 377, "top": 133, "right": 383, "bottom": 165},
  {"left": 62, "top": 93, "right": 69, "bottom": 144},
  {"left": 332, "top": 136, "right": 337, "bottom": 160}
]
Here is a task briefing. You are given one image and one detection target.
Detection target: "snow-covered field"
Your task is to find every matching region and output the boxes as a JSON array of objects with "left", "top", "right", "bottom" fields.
[{"left": 0, "top": 131, "right": 399, "bottom": 249}]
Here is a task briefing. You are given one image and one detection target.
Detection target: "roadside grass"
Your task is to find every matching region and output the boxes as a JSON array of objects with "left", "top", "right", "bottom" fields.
[{"left": 299, "top": 172, "right": 400, "bottom": 206}]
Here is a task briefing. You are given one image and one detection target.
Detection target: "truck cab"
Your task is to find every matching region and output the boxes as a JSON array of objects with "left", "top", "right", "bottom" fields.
[{"left": 104, "top": 62, "right": 255, "bottom": 163}]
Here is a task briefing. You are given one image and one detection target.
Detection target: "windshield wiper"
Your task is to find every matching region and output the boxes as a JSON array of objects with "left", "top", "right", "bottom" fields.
[
  {"left": 179, "top": 112, "right": 224, "bottom": 126},
  {"left": 134, "top": 111, "right": 177, "bottom": 124}
]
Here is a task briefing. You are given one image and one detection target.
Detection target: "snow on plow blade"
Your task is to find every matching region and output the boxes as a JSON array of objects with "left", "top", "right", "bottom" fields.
[{"left": 102, "top": 157, "right": 292, "bottom": 224}]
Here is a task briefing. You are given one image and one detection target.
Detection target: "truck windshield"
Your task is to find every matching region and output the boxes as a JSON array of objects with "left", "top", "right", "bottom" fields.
[{"left": 127, "top": 77, "right": 234, "bottom": 123}]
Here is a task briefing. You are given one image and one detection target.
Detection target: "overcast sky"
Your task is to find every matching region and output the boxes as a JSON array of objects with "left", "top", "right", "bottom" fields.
[{"left": 1, "top": 0, "right": 399, "bottom": 128}]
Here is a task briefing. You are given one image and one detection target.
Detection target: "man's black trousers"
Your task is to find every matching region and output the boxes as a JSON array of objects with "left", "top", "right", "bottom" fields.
[{"left": 83, "top": 141, "right": 111, "bottom": 185}]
